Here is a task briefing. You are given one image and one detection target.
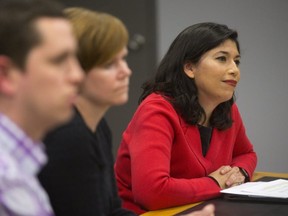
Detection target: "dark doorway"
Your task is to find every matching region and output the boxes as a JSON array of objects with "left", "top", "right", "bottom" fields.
[{"left": 59, "top": 0, "right": 157, "bottom": 156}]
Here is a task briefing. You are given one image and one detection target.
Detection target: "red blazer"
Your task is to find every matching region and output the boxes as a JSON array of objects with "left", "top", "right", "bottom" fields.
[{"left": 115, "top": 93, "right": 257, "bottom": 214}]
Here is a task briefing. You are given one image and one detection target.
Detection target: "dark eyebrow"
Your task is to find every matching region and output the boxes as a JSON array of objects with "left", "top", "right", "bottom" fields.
[{"left": 218, "top": 51, "right": 241, "bottom": 58}]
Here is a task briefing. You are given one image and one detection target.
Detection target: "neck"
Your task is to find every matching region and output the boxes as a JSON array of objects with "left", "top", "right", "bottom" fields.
[
  {"left": 0, "top": 106, "right": 46, "bottom": 142},
  {"left": 75, "top": 96, "right": 109, "bottom": 132},
  {"left": 198, "top": 98, "right": 218, "bottom": 127}
]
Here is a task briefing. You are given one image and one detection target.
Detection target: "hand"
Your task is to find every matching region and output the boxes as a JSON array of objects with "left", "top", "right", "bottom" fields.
[
  {"left": 184, "top": 204, "right": 215, "bottom": 216},
  {"left": 209, "top": 166, "right": 245, "bottom": 189},
  {"left": 208, "top": 166, "right": 232, "bottom": 189},
  {"left": 222, "top": 166, "right": 245, "bottom": 187}
]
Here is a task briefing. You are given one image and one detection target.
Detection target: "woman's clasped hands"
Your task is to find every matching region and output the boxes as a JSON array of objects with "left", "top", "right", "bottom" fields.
[{"left": 209, "top": 166, "right": 245, "bottom": 189}]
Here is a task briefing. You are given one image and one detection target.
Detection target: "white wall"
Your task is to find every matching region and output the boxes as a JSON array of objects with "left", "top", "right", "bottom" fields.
[{"left": 157, "top": 0, "right": 288, "bottom": 172}]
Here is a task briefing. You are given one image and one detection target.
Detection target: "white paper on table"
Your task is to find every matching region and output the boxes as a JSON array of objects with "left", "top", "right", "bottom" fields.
[
  {"left": 221, "top": 179, "right": 288, "bottom": 199},
  {"left": 242, "top": 179, "right": 288, "bottom": 198}
]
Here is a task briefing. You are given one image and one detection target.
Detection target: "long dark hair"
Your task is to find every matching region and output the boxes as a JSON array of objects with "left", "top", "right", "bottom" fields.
[{"left": 139, "top": 22, "right": 240, "bottom": 130}]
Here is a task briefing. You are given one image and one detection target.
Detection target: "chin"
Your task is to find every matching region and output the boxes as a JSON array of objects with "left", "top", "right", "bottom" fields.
[
  {"left": 115, "top": 96, "right": 129, "bottom": 106},
  {"left": 56, "top": 109, "right": 74, "bottom": 125},
  {"left": 220, "top": 92, "right": 234, "bottom": 102}
]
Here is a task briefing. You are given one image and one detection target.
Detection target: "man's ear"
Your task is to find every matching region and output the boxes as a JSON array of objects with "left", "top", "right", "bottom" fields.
[
  {"left": 183, "top": 61, "right": 195, "bottom": 78},
  {"left": 0, "top": 56, "right": 18, "bottom": 96}
]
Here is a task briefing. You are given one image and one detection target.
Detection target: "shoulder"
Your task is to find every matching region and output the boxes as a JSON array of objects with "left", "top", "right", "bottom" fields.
[
  {"left": 229, "top": 103, "right": 246, "bottom": 132},
  {"left": 142, "top": 93, "right": 169, "bottom": 103},
  {"left": 130, "top": 93, "right": 181, "bottom": 128},
  {"left": 43, "top": 110, "right": 91, "bottom": 155},
  {"left": 0, "top": 151, "right": 26, "bottom": 190},
  {"left": 44, "top": 110, "right": 86, "bottom": 142},
  {"left": 139, "top": 93, "right": 176, "bottom": 113},
  {"left": 231, "top": 103, "right": 242, "bottom": 120},
  {"left": 0, "top": 152, "right": 50, "bottom": 215},
  {"left": 0, "top": 151, "right": 18, "bottom": 180}
]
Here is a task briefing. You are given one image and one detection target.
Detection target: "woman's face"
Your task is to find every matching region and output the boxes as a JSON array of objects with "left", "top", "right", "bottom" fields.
[
  {"left": 184, "top": 39, "right": 240, "bottom": 108},
  {"left": 80, "top": 47, "right": 132, "bottom": 107}
]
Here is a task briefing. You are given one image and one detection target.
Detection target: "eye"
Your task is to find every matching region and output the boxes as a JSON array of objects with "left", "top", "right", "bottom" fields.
[
  {"left": 50, "top": 53, "right": 69, "bottom": 65},
  {"left": 103, "top": 60, "right": 115, "bottom": 69},
  {"left": 234, "top": 59, "right": 241, "bottom": 66},
  {"left": 216, "top": 56, "right": 227, "bottom": 62}
]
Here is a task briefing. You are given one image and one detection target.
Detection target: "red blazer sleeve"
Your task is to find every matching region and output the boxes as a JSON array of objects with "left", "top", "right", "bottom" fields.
[{"left": 230, "top": 105, "right": 257, "bottom": 180}]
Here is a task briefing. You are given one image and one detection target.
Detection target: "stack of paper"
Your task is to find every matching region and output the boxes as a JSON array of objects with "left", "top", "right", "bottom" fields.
[{"left": 221, "top": 179, "right": 288, "bottom": 199}]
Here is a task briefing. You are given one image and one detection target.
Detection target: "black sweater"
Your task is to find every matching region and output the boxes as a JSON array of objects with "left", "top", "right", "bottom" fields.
[{"left": 38, "top": 108, "right": 136, "bottom": 216}]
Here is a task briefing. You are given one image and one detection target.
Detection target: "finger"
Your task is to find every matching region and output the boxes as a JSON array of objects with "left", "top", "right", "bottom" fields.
[
  {"left": 238, "top": 175, "right": 245, "bottom": 183},
  {"left": 225, "top": 167, "right": 240, "bottom": 184},
  {"left": 228, "top": 175, "right": 245, "bottom": 187},
  {"left": 230, "top": 181, "right": 244, "bottom": 187},
  {"left": 233, "top": 172, "right": 245, "bottom": 183},
  {"left": 225, "top": 173, "right": 237, "bottom": 186},
  {"left": 220, "top": 166, "right": 232, "bottom": 174},
  {"left": 230, "top": 166, "right": 240, "bottom": 174}
]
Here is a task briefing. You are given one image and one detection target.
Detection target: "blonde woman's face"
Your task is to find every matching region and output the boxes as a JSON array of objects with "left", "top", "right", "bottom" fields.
[{"left": 81, "top": 47, "right": 132, "bottom": 107}]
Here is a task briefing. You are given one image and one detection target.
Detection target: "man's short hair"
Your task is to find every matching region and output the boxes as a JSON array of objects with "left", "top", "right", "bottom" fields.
[{"left": 0, "top": 0, "right": 65, "bottom": 69}]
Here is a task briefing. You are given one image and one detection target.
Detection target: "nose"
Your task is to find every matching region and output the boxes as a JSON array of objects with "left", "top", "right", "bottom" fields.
[
  {"left": 228, "top": 61, "right": 240, "bottom": 78},
  {"left": 117, "top": 60, "right": 132, "bottom": 79},
  {"left": 69, "top": 58, "right": 84, "bottom": 85}
]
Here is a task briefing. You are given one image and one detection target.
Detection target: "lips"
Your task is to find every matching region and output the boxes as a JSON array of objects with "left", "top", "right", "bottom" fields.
[
  {"left": 117, "top": 84, "right": 129, "bottom": 91},
  {"left": 224, "top": 80, "right": 237, "bottom": 87}
]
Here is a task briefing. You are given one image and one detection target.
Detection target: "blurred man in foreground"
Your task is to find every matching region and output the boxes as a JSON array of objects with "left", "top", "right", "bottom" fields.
[{"left": 0, "top": 0, "right": 83, "bottom": 215}]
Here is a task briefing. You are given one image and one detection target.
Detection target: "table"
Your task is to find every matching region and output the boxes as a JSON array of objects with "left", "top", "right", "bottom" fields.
[{"left": 141, "top": 171, "right": 288, "bottom": 216}]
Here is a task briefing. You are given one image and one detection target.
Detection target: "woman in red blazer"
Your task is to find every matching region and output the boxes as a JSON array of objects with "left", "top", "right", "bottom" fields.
[{"left": 115, "top": 22, "right": 257, "bottom": 214}]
